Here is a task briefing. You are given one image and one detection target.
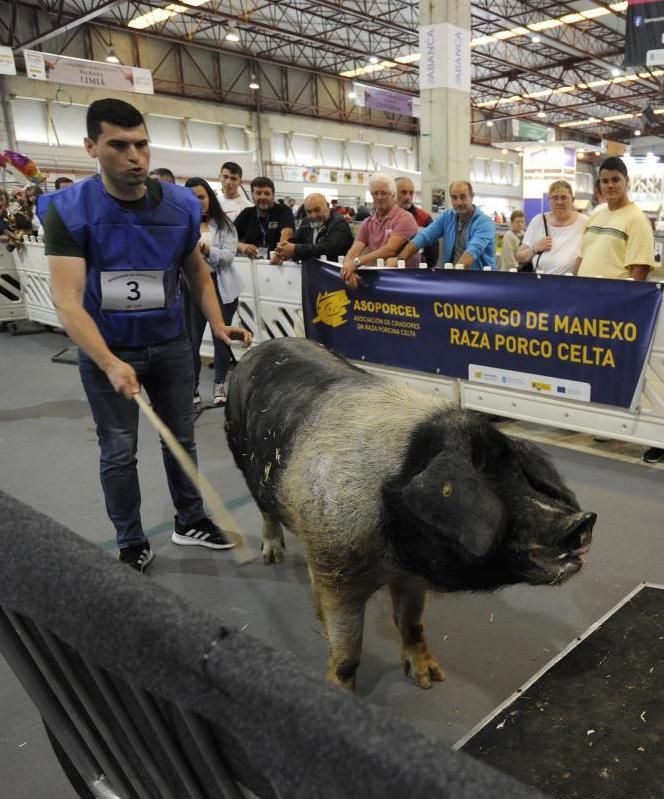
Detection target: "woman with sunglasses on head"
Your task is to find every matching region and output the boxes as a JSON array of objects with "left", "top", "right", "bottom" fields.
[{"left": 184, "top": 177, "right": 245, "bottom": 406}]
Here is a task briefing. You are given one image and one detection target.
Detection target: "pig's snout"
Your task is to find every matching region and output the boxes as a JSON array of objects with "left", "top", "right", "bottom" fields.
[{"left": 564, "top": 512, "right": 596, "bottom": 556}]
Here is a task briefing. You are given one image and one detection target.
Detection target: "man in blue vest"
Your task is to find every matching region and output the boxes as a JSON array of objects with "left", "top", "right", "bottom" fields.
[{"left": 39, "top": 98, "right": 252, "bottom": 572}]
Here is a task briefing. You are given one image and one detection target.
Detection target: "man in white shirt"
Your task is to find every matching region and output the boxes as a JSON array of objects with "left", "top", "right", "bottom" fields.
[{"left": 217, "top": 161, "right": 252, "bottom": 222}]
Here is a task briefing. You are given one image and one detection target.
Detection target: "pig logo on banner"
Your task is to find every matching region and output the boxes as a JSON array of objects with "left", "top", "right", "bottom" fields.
[{"left": 312, "top": 290, "right": 350, "bottom": 327}]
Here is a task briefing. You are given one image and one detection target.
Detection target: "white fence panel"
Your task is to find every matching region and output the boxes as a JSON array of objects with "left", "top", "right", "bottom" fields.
[
  {"left": 12, "top": 240, "right": 61, "bottom": 328},
  {"left": 0, "top": 247, "right": 26, "bottom": 324}
]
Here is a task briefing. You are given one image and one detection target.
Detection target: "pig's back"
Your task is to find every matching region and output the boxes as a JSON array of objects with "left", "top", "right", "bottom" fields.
[{"left": 226, "top": 338, "right": 447, "bottom": 559}]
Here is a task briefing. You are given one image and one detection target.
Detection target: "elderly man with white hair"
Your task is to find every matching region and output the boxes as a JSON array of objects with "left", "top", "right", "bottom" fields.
[{"left": 340, "top": 173, "right": 419, "bottom": 289}]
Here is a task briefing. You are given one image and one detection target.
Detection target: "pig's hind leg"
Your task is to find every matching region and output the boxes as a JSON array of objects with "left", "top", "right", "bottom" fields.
[
  {"left": 389, "top": 582, "right": 445, "bottom": 689},
  {"left": 261, "top": 513, "right": 285, "bottom": 564}
]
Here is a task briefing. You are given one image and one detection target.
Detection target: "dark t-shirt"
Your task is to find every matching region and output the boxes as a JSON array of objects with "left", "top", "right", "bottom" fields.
[
  {"left": 43, "top": 177, "right": 164, "bottom": 257},
  {"left": 234, "top": 203, "right": 295, "bottom": 251}
]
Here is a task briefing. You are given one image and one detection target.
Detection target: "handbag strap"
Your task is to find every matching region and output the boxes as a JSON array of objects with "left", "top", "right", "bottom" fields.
[{"left": 535, "top": 213, "right": 549, "bottom": 269}]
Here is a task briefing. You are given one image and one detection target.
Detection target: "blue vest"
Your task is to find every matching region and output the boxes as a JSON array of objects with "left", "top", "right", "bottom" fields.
[{"left": 38, "top": 176, "right": 200, "bottom": 346}]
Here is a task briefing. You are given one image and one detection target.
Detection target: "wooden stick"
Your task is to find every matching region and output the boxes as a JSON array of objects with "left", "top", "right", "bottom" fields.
[{"left": 133, "top": 391, "right": 253, "bottom": 563}]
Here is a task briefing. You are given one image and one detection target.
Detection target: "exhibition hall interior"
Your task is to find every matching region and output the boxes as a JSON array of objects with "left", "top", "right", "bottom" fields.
[{"left": 0, "top": 1, "right": 663, "bottom": 798}]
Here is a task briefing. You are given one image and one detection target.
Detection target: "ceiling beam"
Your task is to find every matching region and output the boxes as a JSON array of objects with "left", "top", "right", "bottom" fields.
[{"left": 15, "top": 0, "right": 125, "bottom": 50}]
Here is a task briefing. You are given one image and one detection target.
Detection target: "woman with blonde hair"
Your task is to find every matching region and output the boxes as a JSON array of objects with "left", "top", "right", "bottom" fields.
[{"left": 517, "top": 180, "right": 586, "bottom": 275}]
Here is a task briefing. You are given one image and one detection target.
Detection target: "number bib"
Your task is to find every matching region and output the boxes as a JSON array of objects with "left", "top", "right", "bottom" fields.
[{"left": 100, "top": 270, "right": 166, "bottom": 311}]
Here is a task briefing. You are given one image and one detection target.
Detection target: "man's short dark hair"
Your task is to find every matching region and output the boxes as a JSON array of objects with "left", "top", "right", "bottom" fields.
[
  {"left": 250, "top": 176, "right": 274, "bottom": 192},
  {"left": 221, "top": 161, "right": 242, "bottom": 177},
  {"left": 149, "top": 168, "right": 175, "bottom": 183},
  {"left": 86, "top": 98, "right": 145, "bottom": 141},
  {"left": 54, "top": 177, "right": 73, "bottom": 190},
  {"left": 599, "top": 156, "right": 628, "bottom": 177}
]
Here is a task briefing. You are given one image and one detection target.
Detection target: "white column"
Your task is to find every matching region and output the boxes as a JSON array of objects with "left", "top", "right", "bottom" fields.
[{"left": 419, "top": 0, "right": 471, "bottom": 210}]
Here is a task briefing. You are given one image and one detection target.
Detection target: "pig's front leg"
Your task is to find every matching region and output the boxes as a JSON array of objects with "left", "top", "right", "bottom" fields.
[
  {"left": 261, "top": 513, "right": 285, "bottom": 564},
  {"left": 389, "top": 582, "right": 445, "bottom": 689},
  {"left": 317, "top": 584, "right": 367, "bottom": 691}
]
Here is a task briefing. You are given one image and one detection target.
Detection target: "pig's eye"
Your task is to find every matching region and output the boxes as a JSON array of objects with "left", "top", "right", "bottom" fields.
[{"left": 441, "top": 483, "right": 453, "bottom": 497}]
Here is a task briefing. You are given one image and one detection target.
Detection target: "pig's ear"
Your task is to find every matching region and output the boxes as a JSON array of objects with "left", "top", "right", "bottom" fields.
[
  {"left": 401, "top": 454, "right": 503, "bottom": 560},
  {"left": 509, "top": 438, "right": 578, "bottom": 506}
]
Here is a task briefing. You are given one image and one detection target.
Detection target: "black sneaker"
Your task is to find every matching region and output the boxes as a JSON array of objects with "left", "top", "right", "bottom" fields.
[
  {"left": 643, "top": 446, "right": 664, "bottom": 464},
  {"left": 119, "top": 542, "right": 154, "bottom": 572},
  {"left": 171, "top": 517, "right": 236, "bottom": 549}
]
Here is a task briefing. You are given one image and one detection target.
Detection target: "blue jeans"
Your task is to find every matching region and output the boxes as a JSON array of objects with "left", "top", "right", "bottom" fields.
[
  {"left": 79, "top": 335, "right": 205, "bottom": 550},
  {"left": 185, "top": 275, "right": 238, "bottom": 387}
]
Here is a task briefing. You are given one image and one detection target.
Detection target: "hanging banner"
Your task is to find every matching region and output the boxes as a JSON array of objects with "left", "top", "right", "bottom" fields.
[
  {"left": 419, "top": 23, "right": 471, "bottom": 93},
  {"left": 0, "top": 46, "right": 16, "bottom": 75},
  {"left": 353, "top": 83, "right": 419, "bottom": 118},
  {"left": 23, "top": 50, "right": 154, "bottom": 94},
  {"left": 303, "top": 261, "right": 662, "bottom": 410},
  {"left": 624, "top": 0, "right": 664, "bottom": 66}
]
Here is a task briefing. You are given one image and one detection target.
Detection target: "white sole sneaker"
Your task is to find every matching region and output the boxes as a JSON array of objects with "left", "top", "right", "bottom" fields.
[{"left": 171, "top": 531, "right": 235, "bottom": 549}]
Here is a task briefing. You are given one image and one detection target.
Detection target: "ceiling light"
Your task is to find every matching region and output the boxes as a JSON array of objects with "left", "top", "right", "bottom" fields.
[
  {"left": 531, "top": 35, "right": 541, "bottom": 43},
  {"left": 611, "top": 67, "right": 621, "bottom": 77},
  {"left": 537, "top": 110, "right": 547, "bottom": 118},
  {"left": 249, "top": 74, "right": 260, "bottom": 90},
  {"left": 634, "top": 129, "right": 642, "bottom": 136},
  {"left": 501, "top": 148, "right": 508, "bottom": 154},
  {"left": 578, "top": 152, "right": 584, "bottom": 158},
  {"left": 347, "top": 91, "right": 356, "bottom": 99},
  {"left": 129, "top": 0, "right": 207, "bottom": 29},
  {"left": 225, "top": 26, "right": 240, "bottom": 42},
  {"left": 369, "top": 56, "right": 379, "bottom": 64},
  {"left": 486, "top": 120, "right": 494, "bottom": 127},
  {"left": 105, "top": 47, "right": 120, "bottom": 64},
  {"left": 594, "top": 150, "right": 602, "bottom": 156}
]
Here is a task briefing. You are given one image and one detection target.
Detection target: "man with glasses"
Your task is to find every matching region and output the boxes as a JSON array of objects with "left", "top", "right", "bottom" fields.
[
  {"left": 274, "top": 193, "right": 353, "bottom": 264},
  {"left": 340, "top": 173, "right": 419, "bottom": 289}
]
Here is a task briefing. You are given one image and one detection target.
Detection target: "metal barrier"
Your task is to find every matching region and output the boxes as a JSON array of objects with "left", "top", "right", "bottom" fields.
[
  {"left": 0, "top": 246, "right": 26, "bottom": 324},
  {"left": 12, "top": 239, "right": 60, "bottom": 328},
  {"left": 10, "top": 244, "right": 664, "bottom": 447}
]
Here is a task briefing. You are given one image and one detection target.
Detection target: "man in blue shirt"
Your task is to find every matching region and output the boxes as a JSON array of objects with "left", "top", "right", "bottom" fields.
[{"left": 393, "top": 181, "right": 496, "bottom": 270}]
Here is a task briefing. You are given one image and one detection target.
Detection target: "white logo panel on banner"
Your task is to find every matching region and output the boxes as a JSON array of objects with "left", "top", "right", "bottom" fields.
[
  {"left": 419, "top": 23, "right": 470, "bottom": 93},
  {"left": 0, "top": 46, "right": 16, "bottom": 75}
]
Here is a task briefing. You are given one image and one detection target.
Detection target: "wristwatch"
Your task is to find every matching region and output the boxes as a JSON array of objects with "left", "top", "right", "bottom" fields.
[{"left": 353, "top": 257, "right": 362, "bottom": 267}]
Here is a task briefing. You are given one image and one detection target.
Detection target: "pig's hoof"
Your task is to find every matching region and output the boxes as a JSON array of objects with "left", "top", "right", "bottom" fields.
[
  {"left": 261, "top": 540, "right": 284, "bottom": 564},
  {"left": 403, "top": 653, "right": 446, "bottom": 689}
]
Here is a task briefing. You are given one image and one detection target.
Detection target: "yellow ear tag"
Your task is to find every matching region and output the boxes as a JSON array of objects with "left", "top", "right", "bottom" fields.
[{"left": 441, "top": 483, "right": 453, "bottom": 497}]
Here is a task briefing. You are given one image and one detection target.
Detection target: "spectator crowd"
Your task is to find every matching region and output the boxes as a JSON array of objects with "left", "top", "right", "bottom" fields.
[{"left": 6, "top": 133, "right": 662, "bottom": 465}]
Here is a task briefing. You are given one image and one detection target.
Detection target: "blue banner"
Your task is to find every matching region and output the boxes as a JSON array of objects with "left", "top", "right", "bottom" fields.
[{"left": 302, "top": 261, "right": 663, "bottom": 409}]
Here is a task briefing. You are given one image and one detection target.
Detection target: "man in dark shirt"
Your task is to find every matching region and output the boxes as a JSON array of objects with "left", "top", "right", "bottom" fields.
[
  {"left": 274, "top": 193, "right": 353, "bottom": 264},
  {"left": 395, "top": 177, "right": 438, "bottom": 268},
  {"left": 234, "top": 176, "right": 294, "bottom": 261}
]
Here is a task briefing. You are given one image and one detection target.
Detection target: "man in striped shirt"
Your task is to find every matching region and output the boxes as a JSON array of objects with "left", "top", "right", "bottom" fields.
[{"left": 575, "top": 157, "right": 654, "bottom": 281}]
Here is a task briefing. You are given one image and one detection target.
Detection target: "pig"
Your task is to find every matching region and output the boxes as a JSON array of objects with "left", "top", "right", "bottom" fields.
[{"left": 225, "top": 337, "right": 596, "bottom": 690}]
